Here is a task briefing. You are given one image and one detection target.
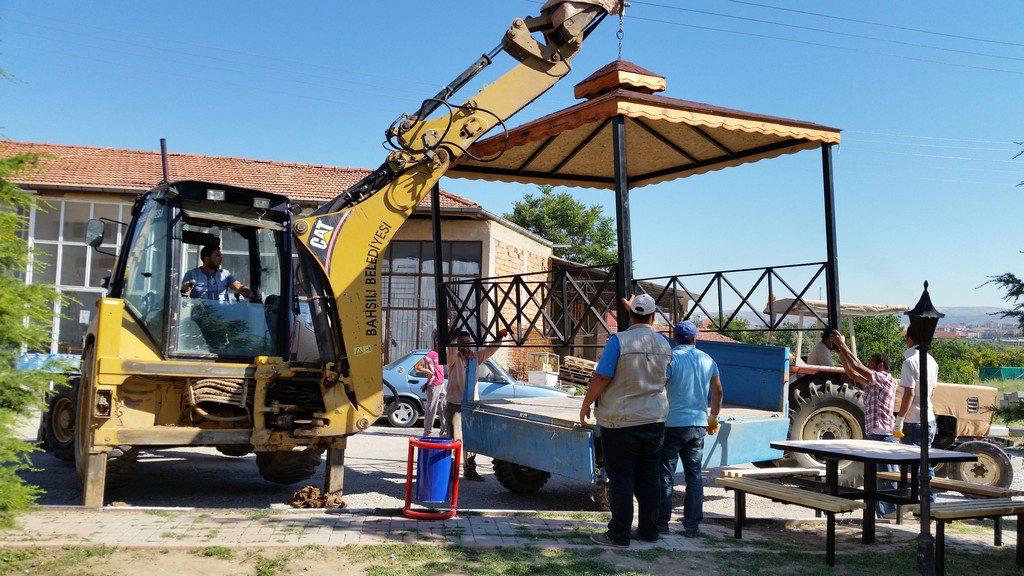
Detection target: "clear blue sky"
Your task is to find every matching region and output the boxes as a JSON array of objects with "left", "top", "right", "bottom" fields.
[{"left": 1, "top": 0, "right": 1021, "bottom": 309}]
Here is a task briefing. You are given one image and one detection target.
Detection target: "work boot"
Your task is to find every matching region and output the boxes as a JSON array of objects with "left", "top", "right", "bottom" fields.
[
  {"left": 590, "top": 532, "right": 629, "bottom": 548},
  {"left": 631, "top": 529, "right": 659, "bottom": 543}
]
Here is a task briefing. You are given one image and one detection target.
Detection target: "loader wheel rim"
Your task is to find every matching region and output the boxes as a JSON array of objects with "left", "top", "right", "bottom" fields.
[
  {"left": 52, "top": 397, "right": 75, "bottom": 444},
  {"left": 964, "top": 453, "right": 1000, "bottom": 485},
  {"left": 391, "top": 402, "right": 416, "bottom": 426},
  {"left": 801, "top": 406, "right": 859, "bottom": 442}
]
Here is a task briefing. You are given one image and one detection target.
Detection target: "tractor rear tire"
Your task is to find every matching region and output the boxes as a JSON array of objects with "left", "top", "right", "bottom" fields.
[
  {"left": 492, "top": 459, "right": 551, "bottom": 494},
  {"left": 945, "top": 440, "right": 1014, "bottom": 490},
  {"left": 41, "top": 378, "right": 78, "bottom": 461},
  {"left": 788, "top": 381, "right": 866, "bottom": 485},
  {"left": 255, "top": 447, "right": 324, "bottom": 485}
]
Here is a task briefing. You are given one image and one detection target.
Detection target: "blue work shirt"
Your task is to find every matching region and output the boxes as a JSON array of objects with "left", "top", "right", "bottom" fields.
[
  {"left": 183, "top": 267, "right": 237, "bottom": 301},
  {"left": 595, "top": 333, "right": 674, "bottom": 377},
  {"left": 665, "top": 344, "right": 719, "bottom": 427}
]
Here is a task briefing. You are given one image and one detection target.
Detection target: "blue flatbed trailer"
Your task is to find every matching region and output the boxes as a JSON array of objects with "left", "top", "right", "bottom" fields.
[{"left": 461, "top": 340, "right": 791, "bottom": 490}]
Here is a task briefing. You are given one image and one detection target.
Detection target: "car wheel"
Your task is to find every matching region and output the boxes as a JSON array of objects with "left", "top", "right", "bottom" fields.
[{"left": 387, "top": 398, "right": 420, "bottom": 428}]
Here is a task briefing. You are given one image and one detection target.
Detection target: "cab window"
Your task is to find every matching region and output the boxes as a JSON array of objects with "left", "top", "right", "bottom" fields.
[
  {"left": 172, "top": 215, "right": 285, "bottom": 358},
  {"left": 121, "top": 201, "right": 168, "bottom": 344}
]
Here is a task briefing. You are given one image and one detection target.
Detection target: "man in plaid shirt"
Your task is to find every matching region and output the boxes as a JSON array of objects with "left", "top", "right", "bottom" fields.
[{"left": 827, "top": 329, "right": 899, "bottom": 518}]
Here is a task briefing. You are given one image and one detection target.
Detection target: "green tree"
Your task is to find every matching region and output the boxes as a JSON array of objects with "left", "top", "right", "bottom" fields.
[
  {"left": 851, "top": 314, "right": 906, "bottom": 375},
  {"left": 0, "top": 153, "right": 63, "bottom": 527},
  {"left": 987, "top": 271, "right": 1024, "bottom": 333},
  {"left": 505, "top": 185, "right": 616, "bottom": 266}
]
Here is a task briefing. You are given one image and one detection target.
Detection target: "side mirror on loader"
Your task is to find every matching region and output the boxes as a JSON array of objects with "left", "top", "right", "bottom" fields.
[
  {"left": 85, "top": 219, "right": 106, "bottom": 248},
  {"left": 86, "top": 219, "right": 116, "bottom": 257}
]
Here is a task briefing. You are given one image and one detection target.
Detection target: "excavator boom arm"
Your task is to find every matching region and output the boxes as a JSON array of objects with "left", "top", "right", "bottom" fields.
[{"left": 291, "top": 1, "right": 614, "bottom": 437}]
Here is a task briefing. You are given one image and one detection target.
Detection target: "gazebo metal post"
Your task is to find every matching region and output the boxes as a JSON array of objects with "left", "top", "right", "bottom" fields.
[
  {"left": 821, "top": 144, "right": 841, "bottom": 330},
  {"left": 430, "top": 183, "right": 449, "bottom": 364},
  {"left": 611, "top": 114, "right": 633, "bottom": 332}
]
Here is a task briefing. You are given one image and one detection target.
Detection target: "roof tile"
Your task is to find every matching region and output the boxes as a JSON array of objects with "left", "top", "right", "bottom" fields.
[{"left": 0, "top": 140, "right": 480, "bottom": 209}]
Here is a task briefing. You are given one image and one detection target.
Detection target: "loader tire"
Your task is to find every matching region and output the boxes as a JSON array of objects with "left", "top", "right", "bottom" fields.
[
  {"left": 216, "top": 445, "right": 253, "bottom": 457},
  {"left": 493, "top": 459, "right": 550, "bottom": 494},
  {"left": 256, "top": 447, "right": 324, "bottom": 485},
  {"left": 41, "top": 378, "right": 78, "bottom": 461},
  {"left": 789, "top": 381, "right": 866, "bottom": 486}
]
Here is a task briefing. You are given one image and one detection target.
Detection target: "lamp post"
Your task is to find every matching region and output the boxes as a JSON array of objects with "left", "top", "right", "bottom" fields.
[{"left": 905, "top": 281, "right": 944, "bottom": 576}]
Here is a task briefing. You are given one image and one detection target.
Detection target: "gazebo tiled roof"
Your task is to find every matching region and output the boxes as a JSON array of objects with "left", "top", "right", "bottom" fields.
[{"left": 449, "top": 60, "right": 841, "bottom": 189}]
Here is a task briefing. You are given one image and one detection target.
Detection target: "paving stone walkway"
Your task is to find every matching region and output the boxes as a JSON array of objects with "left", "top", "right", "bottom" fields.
[{"left": 2, "top": 508, "right": 721, "bottom": 550}]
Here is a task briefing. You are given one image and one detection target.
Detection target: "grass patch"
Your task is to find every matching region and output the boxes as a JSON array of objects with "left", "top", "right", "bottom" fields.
[
  {"left": 147, "top": 510, "right": 173, "bottom": 518},
  {"left": 160, "top": 531, "right": 186, "bottom": 540},
  {"left": 196, "top": 546, "right": 233, "bottom": 560},
  {"left": 245, "top": 509, "right": 272, "bottom": 521}
]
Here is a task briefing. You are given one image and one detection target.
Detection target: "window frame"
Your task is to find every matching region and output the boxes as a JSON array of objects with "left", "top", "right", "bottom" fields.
[
  {"left": 381, "top": 240, "right": 482, "bottom": 364},
  {"left": 26, "top": 196, "right": 133, "bottom": 355}
]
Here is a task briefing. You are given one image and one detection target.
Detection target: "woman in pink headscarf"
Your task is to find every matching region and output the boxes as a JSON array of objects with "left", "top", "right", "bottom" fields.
[{"left": 414, "top": 330, "right": 447, "bottom": 436}]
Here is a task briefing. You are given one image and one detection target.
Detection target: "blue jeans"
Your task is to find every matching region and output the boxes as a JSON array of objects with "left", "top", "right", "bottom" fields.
[
  {"left": 658, "top": 426, "right": 706, "bottom": 532},
  {"left": 901, "top": 422, "right": 937, "bottom": 503},
  {"left": 868, "top": 433, "right": 898, "bottom": 517},
  {"left": 601, "top": 422, "right": 665, "bottom": 544}
]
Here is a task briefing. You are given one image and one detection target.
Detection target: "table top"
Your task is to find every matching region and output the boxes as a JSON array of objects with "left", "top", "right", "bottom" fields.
[{"left": 770, "top": 439, "right": 978, "bottom": 464}]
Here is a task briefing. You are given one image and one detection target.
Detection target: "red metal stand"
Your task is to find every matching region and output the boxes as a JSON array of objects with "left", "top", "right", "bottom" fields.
[{"left": 402, "top": 437, "right": 462, "bottom": 520}]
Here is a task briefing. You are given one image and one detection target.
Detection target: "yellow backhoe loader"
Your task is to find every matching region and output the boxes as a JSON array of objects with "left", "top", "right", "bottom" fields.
[{"left": 64, "top": 0, "right": 616, "bottom": 506}]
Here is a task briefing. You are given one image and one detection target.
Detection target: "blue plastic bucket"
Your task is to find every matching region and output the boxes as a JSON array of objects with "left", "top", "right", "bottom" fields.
[{"left": 415, "top": 436, "right": 454, "bottom": 505}]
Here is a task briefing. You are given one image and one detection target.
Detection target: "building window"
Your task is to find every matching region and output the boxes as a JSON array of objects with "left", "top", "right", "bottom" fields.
[
  {"left": 26, "top": 198, "right": 130, "bottom": 355},
  {"left": 382, "top": 241, "right": 481, "bottom": 362}
]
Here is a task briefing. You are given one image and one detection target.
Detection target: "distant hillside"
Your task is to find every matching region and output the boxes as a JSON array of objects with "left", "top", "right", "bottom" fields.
[
  {"left": 938, "top": 306, "right": 1014, "bottom": 326},
  {"left": 720, "top": 306, "right": 1012, "bottom": 327}
]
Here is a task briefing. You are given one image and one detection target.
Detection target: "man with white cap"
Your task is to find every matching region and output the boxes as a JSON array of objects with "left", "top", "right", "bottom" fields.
[{"left": 580, "top": 294, "right": 672, "bottom": 547}]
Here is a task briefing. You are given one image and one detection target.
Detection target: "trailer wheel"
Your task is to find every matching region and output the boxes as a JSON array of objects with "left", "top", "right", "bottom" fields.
[
  {"left": 944, "top": 440, "right": 1014, "bottom": 490},
  {"left": 256, "top": 446, "right": 324, "bottom": 485},
  {"left": 789, "top": 382, "right": 865, "bottom": 485},
  {"left": 589, "top": 481, "right": 611, "bottom": 511},
  {"left": 41, "top": 378, "right": 78, "bottom": 461},
  {"left": 492, "top": 459, "right": 551, "bottom": 494}
]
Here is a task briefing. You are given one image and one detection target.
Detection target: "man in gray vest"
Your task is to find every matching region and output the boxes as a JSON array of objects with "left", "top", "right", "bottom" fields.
[{"left": 580, "top": 294, "right": 672, "bottom": 547}]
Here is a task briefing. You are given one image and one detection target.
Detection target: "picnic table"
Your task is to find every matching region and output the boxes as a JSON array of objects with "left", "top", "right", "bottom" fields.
[{"left": 771, "top": 439, "right": 977, "bottom": 544}]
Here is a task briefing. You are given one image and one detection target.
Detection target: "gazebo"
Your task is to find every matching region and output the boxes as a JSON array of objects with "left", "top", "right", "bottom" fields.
[{"left": 445, "top": 60, "right": 843, "bottom": 334}]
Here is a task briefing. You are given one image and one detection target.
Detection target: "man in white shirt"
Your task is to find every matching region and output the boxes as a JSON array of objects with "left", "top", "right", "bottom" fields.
[
  {"left": 894, "top": 323, "right": 939, "bottom": 500},
  {"left": 806, "top": 331, "right": 836, "bottom": 367}
]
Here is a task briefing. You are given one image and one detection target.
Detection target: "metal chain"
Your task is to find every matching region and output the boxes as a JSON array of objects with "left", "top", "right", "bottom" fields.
[{"left": 616, "top": 4, "right": 625, "bottom": 60}]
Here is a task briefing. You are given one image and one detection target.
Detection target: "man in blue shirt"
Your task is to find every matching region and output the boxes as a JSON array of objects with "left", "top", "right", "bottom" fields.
[
  {"left": 658, "top": 321, "right": 723, "bottom": 537},
  {"left": 181, "top": 245, "right": 256, "bottom": 302}
]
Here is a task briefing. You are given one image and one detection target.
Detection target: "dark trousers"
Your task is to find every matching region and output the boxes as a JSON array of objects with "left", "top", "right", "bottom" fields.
[
  {"left": 901, "top": 422, "right": 937, "bottom": 502},
  {"left": 601, "top": 422, "right": 665, "bottom": 544},
  {"left": 658, "top": 425, "right": 706, "bottom": 532},
  {"left": 867, "top": 432, "right": 898, "bottom": 517}
]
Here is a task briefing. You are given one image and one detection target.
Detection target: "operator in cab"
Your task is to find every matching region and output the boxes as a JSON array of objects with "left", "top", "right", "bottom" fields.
[{"left": 180, "top": 245, "right": 259, "bottom": 302}]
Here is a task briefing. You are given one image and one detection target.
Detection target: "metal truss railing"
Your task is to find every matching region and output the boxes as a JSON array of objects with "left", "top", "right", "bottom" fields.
[
  {"left": 442, "top": 261, "right": 832, "bottom": 348},
  {"left": 443, "top": 264, "right": 617, "bottom": 348},
  {"left": 632, "top": 261, "right": 830, "bottom": 332}
]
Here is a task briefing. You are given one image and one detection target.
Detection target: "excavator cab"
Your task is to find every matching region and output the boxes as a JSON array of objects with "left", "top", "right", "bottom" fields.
[{"left": 87, "top": 180, "right": 295, "bottom": 362}]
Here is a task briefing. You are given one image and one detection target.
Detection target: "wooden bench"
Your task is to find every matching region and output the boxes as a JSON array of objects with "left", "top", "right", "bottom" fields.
[
  {"left": 721, "top": 467, "right": 825, "bottom": 480},
  {"left": 876, "top": 471, "right": 1024, "bottom": 499},
  {"left": 905, "top": 499, "right": 1024, "bottom": 576},
  {"left": 717, "top": 476, "right": 864, "bottom": 567}
]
